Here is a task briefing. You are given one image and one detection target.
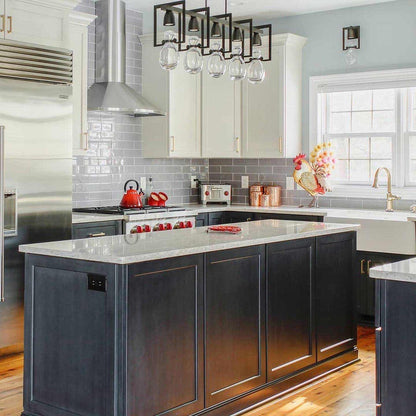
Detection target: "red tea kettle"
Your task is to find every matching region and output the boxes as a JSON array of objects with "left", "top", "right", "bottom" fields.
[{"left": 120, "top": 180, "right": 143, "bottom": 208}]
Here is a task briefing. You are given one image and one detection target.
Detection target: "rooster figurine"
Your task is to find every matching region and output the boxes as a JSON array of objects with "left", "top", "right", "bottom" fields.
[{"left": 293, "top": 143, "right": 336, "bottom": 208}]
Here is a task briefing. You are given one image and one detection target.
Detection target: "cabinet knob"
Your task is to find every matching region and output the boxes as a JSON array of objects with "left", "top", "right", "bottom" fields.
[
  {"left": 7, "top": 16, "right": 12, "bottom": 34},
  {"left": 0, "top": 15, "right": 5, "bottom": 33}
]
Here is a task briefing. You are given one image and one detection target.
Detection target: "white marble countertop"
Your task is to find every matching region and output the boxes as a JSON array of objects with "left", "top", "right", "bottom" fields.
[
  {"left": 370, "top": 258, "right": 416, "bottom": 283},
  {"left": 21, "top": 220, "right": 359, "bottom": 265}
]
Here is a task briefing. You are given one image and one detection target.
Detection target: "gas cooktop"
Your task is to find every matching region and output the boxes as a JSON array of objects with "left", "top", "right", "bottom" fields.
[{"left": 73, "top": 205, "right": 186, "bottom": 215}]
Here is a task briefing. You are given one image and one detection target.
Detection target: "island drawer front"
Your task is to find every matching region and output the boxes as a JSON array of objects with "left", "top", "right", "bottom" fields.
[
  {"left": 72, "top": 220, "right": 122, "bottom": 240},
  {"left": 266, "top": 238, "right": 316, "bottom": 381},
  {"left": 316, "top": 232, "right": 357, "bottom": 362},
  {"left": 205, "top": 245, "right": 266, "bottom": 407},
  {"left": 127, "top": 255, "right": 205, "bottom": 416}
]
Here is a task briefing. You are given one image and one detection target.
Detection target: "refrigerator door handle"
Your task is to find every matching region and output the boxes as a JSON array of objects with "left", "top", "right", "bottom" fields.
[{"left": 0, "top": 126, "right": 4, "bottom": 302}]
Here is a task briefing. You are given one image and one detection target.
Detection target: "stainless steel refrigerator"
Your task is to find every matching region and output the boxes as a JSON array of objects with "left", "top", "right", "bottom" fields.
[{"left": 0, "top": 76, "right": 73, "bottom": 354}]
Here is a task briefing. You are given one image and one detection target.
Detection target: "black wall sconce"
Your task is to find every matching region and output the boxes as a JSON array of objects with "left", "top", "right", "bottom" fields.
[{"left": 343, "top": 26, "right": 360, "bottom": 50}]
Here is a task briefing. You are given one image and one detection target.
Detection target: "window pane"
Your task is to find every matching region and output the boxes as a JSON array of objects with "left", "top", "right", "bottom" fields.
[
  {"left": 352, "top": 90, "right": 372, "bottom": 111},
  {"left": 409, "top": 160, "right": 416, "bottom": 183},
  {"left": 373, "top": 111, "right": 395, "bottom": 132},
  {"left": 350, "top": 137, "right": 370, "bottom": 159},
  {"left": 371, "top": 137, "right": 392, "bottom": 159},
  {"left": 373, "top": 89, "right": 395, "bottom": 110},
  {"left": 330, "top": 92, "right": 351, "bottom": 112},
  {"left": 333, "top": 159, "right": 348, "bottom": 182},
  {"left": 350, "top": 160, "right": 370, "bottom": 182},
  {"left": 330, "top": 112, "right": 351, "bottom": 133},
  {"left": 352, "top": 112, "right": 372, "bottom": 132},
  {"left": 371, "top": 160, "right": 392, "bottom": 184},
  {"left": 409, "top": 136, "right": 416, "bottom": 159},
  {"left": 330, "top": 137, "right": 349, "bottom": 159}
]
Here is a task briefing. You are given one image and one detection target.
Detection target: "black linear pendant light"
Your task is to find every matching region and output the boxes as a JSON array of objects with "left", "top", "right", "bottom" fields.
[
  {"left": 252, "top": 31, "right": 262, "bottom": 46},
  {"left": 232, "top": 26, "right": 242, "bottom": 41},
  {"left": 163, "top": 9, "right": 176, "bottom": 26},
  {"left": 188, "top": 15, "right": 200, "bottom": 32},
  {"left": 211, "top": 21, "right": 222, "bottom": 37}
]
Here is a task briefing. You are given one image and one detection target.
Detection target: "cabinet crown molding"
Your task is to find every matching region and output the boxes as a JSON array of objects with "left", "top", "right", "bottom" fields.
[
  {"left": 69, "top": 10, "right": 97, "bottom": 26},
  {"left": 15, "top": 0, "right": 82, "bottom": 10},
  {"left": 272, "top": 33, "right": 307, "bottom": 48}
]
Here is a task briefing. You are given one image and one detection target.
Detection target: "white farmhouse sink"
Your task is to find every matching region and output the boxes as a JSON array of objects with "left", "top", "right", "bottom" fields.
[{"left": 324, "top": 210, "right": 416, "bottom": 255}]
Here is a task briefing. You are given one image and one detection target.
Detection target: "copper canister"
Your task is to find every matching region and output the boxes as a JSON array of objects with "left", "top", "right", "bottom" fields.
[
  {"left": 260, "top": 194, "right": 270, "bottom": 207},
  {"left": 250, "top": 184, "right": 264, "bottom": 207},
  {"left": 265, "top": 185, "right": 282, "bottom": 207}
]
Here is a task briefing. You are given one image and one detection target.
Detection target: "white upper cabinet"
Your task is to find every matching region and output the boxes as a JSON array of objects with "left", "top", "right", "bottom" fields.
[
  {"left": 2, "top": 0, "right": 79, "bottom": 47},
  {"left": 68, "top": 11, "right": 96, "bottom": 155},
  {"left": 242, "top": 34, "right": 306, "bottom": 158},
  {"left": 201, "top": 62, "right": 241, "bottom": 158},
  {"left": 141, "top": 34, "right": 202, "bottom": 158}
]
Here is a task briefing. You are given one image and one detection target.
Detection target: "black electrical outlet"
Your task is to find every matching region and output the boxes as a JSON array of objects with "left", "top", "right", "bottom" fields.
[{"left": 88, "top": 274, "right": 107, "bottom": 292}]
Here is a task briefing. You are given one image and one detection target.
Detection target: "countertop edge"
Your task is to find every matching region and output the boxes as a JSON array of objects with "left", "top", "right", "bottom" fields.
[{"left": 20, "top": 224, "right": 360, "bottom": 265}]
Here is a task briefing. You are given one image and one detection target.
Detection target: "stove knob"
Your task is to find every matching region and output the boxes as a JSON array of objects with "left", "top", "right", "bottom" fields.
[
  {"left": 224, "top": 191, "right": 229, "bottom": 196},
  {"left": 166, "top": 223, "right": 173, "bottom": 230},
  {"left": 186, "top": 221, "right": 193, "bottom": 228},
  {"left": 136, "top": 226, "right": 144, "bottom": 234},
  {"left": 159, "top": 223, "right": 166, "bottom": 231},
  {"left": 205, "top": 191, "right": 210, "bottom": 196},
  {"left": 144, "top": 225, "right": 151, "bottom": 233},
  {"left": 179, "top": 221, "right": 185, "bottom": 229}
]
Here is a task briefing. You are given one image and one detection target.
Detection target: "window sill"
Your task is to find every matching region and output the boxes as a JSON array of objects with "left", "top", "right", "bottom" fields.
[{"left": 324, "top": 185, "right": 416, "bottom": 201}]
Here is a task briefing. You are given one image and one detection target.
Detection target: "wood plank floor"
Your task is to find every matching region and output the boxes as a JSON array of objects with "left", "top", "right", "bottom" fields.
[{"left": 0, "top": 327, "right": 375, "bottom": 416}]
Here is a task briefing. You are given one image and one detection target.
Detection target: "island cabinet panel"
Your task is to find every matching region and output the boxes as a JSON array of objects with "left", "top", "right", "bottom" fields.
[
  {"left": 266, "top": 238, "right": 316, "bottom": 381},
  {"left": 127, "top": 255, "right": 204, "bottom": 416},
  {"left": 23, "top": 256, "right": 117, "bottom": 416},
  {"left": 316, "top": 232, "right": 357, "bottom": 362},
  {"left": 205, "top": 246, "right": 266, "bottom": 407},
  {"left": 376, "top": 279, "right": 416, "bottom": 416}
]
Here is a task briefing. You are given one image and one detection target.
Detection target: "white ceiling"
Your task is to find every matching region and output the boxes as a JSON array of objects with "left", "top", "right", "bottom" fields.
[{"left": 126, "top": 0, "right": 396, "bottom": 32}]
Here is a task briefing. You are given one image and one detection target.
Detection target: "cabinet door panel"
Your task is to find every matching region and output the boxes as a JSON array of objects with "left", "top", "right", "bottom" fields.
[
  {"left": 242, "top": 44, "right": 283, "bottom": 158},
  {"left": 169, "top": 68, "right": 201, "bottom": 157},
  {"left": 316, "top": 232, "right": 356, "bottom": 361},
  {"left": 267, "top": 239, "right": 316, "bottom": 381},
  {"left": 127, "top": 256, "right": 204, "bottom": 416},
  {"left": 6, "top": 0, "right": 66, "bottom": 47},
  {"left": 205, "top": 246, "right": 266, "bottom": 406},
  {"left": 202, "top": 66, "right": 241, "bottom": 158}
]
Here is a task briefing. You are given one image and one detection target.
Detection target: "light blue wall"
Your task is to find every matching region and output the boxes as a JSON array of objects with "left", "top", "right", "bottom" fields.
[{"left": 263, "top": 0, "right": 416, "bottom": 151}]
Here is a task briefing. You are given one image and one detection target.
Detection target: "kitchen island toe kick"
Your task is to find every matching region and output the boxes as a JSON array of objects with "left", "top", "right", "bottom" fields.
[{"left": 20, "top": 220, "right": 359, "bottom": 416}]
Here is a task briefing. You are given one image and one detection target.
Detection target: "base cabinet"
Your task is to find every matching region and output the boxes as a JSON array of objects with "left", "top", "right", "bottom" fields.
[
  {"left": 357, "top": 251, "right": 413, "bottom": 323},
  {"left": 205, "top": 246, "right": 266, "bottom": 406},
  {"left": 376, "top": 279, "right": 416, "bottom": 416},
  {"left": 267, "top": 239, "right": 316, "bottom": 380},
  {"left": 23, "top": 232, "right": 357, "bottom": 416},
  {"left": 316, "top": 232, "right": 356, "bottom": 361},
  {"left": 127, "top": 256, "right": 204, "bottom": 416}
]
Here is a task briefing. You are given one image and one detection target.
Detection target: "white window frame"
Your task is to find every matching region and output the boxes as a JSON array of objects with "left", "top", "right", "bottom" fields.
[{"left": 310, "top": 68, "right": 416, "bottom": 200}]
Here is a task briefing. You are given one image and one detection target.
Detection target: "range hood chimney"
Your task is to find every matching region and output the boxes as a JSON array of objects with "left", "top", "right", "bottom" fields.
[{"left": 88, "top": 0, "right": 164, "bottom": 117}]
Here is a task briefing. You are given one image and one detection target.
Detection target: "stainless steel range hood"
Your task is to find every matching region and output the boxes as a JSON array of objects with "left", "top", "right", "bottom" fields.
[{"left": 88, "top": 0, "right": 164, "bottom": 117}]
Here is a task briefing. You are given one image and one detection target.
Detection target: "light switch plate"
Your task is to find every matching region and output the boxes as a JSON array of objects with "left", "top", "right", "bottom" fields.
[
  {"left": 286, "top": 177, "right": 295, "bottom": 190},
  {"left": 191, "top": 175, "right": 197, "bottom": 189},
  {"left": 241, "top": 176, "right": 249, "bottom": 189}
]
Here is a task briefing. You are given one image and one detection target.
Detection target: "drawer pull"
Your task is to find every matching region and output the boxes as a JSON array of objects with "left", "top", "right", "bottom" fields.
[
  {"left": 88, "top": 232, "right": 106, "bottom": 238},
  {"left": 360, "top": 259, "right": 366, "bottom": 275},
  {"left": 375, "top": 327, "right": 382, "bottom": 332},
  {"left": 7, "top": 16, "right": 12, "bottom": 34},
  {"left": 367, "top": 260, "right": 372, "bottom": 272},
  {"left": 0, "top": 15, "right": 5, "bottom": 32}
]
